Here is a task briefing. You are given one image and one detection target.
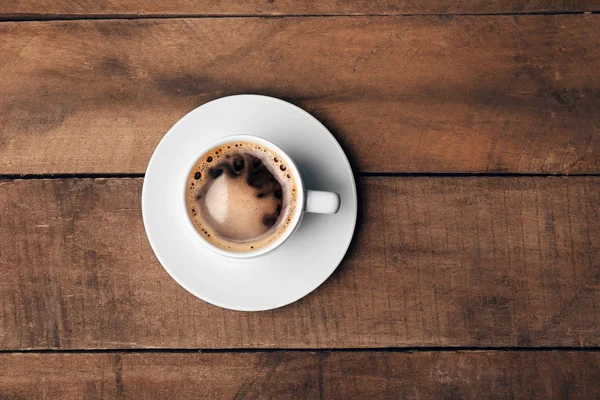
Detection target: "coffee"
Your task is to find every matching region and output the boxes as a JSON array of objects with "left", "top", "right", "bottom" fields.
[{"left": 186, "top": 141, "right": 298, "bottom": 252}]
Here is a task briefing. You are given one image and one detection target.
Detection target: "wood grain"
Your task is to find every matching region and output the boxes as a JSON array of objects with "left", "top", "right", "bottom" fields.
[
  {"left": 1, "top": 351, "right": 599, "bottom": 399},
  {"left": 1, "top": 177, "right": 598, "bottom": 350},
  {"left": 1, "top": 15, "right": 599, "bottom": 175},
  {"left": 0, "top": 0, "right": 596, "bottom": 19}
]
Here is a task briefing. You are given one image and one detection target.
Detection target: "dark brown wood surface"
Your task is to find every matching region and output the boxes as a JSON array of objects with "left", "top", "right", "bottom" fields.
[
  {"left": 1, "top": 15, "right": 599, "bottom": 175},
  {"left": 2, "top": 5, "right": 599, "bottom": 397},
  {"left": 1, "top": 351, "right": 599, "bottom": 399},
  {"left": 0, "top": 0, "right": 596, "bottom": 19},
  {"left": 1, "top": 177, "right": 598, "bottom": 350}
]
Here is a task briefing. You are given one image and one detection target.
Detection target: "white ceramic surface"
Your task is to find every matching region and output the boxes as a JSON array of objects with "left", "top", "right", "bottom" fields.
[{"left": 142, "top": 95, "right": 357, "bottom": 311}]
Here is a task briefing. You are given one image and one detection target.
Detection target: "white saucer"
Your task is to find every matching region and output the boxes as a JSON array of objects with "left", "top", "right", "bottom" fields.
[{"left": 142, "top": 95, "right": 357, "bottom": 311}]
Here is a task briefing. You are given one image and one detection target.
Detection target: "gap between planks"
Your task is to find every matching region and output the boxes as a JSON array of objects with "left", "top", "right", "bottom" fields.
[
  {"left": 0, "top": 11, "right": 597, "bottom": 23},
  {"left": 1, "top": 346, "right": 599, "bottom": 354}
]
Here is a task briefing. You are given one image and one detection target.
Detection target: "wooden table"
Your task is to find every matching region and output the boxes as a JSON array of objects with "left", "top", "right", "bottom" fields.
[{"left": 1, "top": 1, "right": 599, "bottom": 398}]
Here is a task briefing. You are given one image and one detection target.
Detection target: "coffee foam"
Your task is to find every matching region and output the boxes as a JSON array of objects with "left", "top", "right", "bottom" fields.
[{"left": 186, "top": 141, "right": 298, "bottom": 252}]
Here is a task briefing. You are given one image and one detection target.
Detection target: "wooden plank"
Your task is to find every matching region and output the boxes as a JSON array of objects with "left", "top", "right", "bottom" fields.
[
  {"left": 1, "top": 177, "right": 598, "bottom": 350},
  {"left": 1, "top": 351, "right": 599, "bottom": 399},
  {"left": 0, "top": 0, "right": 596, "bottom": 19},
  {"left": 0, "top": 15, "right": 598, "bottom": 175}
]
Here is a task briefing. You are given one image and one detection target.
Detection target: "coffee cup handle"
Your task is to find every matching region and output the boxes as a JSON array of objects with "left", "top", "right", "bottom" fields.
[{"left": 305, "top": 190, "right": 340, "bottom": 214}]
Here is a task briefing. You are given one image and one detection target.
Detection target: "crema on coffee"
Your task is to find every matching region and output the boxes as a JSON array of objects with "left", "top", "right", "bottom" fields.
[{"left": 186, "top": 141, "right": 298, "bottom": 252}]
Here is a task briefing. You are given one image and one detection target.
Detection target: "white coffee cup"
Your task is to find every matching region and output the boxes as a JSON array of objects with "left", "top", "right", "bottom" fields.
[{"left": 182, "top": 135, "right": 340, "bottom": 258}]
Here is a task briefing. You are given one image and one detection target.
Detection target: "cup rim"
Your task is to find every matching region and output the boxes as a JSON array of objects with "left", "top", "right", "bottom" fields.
[{"left": 182, "top": 134, "right": 305, "bottom": 258}]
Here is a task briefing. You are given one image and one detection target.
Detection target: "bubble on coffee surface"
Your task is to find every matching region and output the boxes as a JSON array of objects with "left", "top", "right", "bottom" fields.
[{"left": 186, "top": 141, "right": 297, "bottom": 252}]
